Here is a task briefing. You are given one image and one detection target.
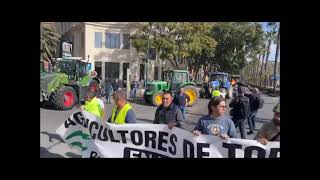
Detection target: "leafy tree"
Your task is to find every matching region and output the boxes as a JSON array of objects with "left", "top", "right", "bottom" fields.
[
  {"left": 40, "top": 22, "right": 61, "bottom": 63},
  {"left": 131, "top": 22, "right": 217, "bottom": 69}
]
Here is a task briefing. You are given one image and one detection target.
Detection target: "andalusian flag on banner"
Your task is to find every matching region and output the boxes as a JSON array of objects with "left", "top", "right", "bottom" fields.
[{"left": 56, "top": 109, "right": 101, "bottom": 158}]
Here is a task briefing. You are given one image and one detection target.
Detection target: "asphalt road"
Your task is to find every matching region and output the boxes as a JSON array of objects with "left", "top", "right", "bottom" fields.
[{"left": 40, "top": 94, "right": 279, "bottom": 158}]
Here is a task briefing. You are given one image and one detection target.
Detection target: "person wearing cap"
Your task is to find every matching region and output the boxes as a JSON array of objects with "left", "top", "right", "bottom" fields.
[
  {"left": 255, "top": 103, "right": 280, "bottom": 145},
  {"left": 108, "top": 90, "right": 136, "bottom": 124}
]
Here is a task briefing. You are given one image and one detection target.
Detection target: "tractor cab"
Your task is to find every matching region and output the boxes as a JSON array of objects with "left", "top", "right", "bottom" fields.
[
  {"left": 55, "top": 57, "right": 89, "bottom": 83},
  {"left": 210, "top": 72, "right": 230, "bottom": 89},
  {"left": 145, "top": 69, "right": 199, "bottom": 107},
  {"left": 162, "top": 70, "right": 189, "bottom": 93},
  {"left": 209, "top": 72, "right": 233, "bottom": 99}
]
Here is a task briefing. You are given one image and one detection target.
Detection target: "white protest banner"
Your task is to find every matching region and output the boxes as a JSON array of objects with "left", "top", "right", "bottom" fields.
[{"left": 56, "top": 110, "right": 280, "bottom": 158}]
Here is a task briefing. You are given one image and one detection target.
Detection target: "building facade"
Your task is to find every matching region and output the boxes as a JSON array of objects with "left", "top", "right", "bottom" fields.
[{"left": 55, "top": 22, "right": 164, "bottom": 83}]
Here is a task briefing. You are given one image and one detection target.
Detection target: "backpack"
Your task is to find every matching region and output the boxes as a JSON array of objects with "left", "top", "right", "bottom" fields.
[{"left": 250, "top": 95, "right": 260, "bottom": 110}]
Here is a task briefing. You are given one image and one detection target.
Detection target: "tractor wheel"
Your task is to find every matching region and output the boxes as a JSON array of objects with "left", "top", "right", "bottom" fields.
[
  {"left": 152, "top": 92, "right": 163, "bottom": 107},
  {"left": 226, "top": 86, "right": 233, "bottom": 99},
  {"left": 184, "top": 85, "right": 199, "bottom": 107},
  {"left": 55, "top": 86, "right": 78, "bottom": 110}
]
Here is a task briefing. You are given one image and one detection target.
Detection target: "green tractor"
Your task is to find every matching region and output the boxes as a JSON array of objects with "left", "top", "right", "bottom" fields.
[
  {"left": 144, "top": 69, "right": 199, "bottom": 107},
  {"left": 40, "top": 57, "right": 102, "bottom": 110}
]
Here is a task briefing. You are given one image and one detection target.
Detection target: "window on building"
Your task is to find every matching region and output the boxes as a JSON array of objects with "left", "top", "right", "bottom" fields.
[
  {"left": 111, "top": 33, "right": 116, "bottom": 48},
  {"left": 95, "top": 32, "right": 102, "bottom": 48},
  {"left": 106, "top": 33, "right": 111, "bottom": 48},
  {"left": 105, "top": 62, "right": 120, "bottom": 79},
  {"left": 115, "top": 33, "right": 120, "bottom": 49},
  {"left": 123, "top": 63, "right": 130, "bottom": 80},
  {"left": 123, "top": 34, "right": 130, "bottom": 49},
  {"left": 106, "top": 32, "right": 120, "bottom": 49},
  {"left": 95, "top": 62, "right": 102, "bottom": 79},
  {"left": 140, "top": 64, "right": 145, "bottom": 81}
]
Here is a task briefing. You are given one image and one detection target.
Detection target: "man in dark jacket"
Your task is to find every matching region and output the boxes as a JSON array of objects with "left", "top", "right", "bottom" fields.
[
  {"left": 229, "top": 86, "right": 250, "bottom": 139},
  {"left": 154, "top": 91, "right": 184, "bottom": 129},
  {"left": 247, "top": 88, "right": 262, "bottom": 134},
  {"left": 104, "top": 79, "right": 114, "bottom": 104}
]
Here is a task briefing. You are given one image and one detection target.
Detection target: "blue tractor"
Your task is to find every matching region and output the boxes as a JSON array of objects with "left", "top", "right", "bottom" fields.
[{"left": 209, "top": 72, "right": 233, "bottom": 99}]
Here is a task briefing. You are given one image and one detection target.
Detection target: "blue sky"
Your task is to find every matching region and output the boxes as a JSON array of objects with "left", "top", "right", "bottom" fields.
[{"left": 261, "top": 22, "right": 280, "bottom": 62}]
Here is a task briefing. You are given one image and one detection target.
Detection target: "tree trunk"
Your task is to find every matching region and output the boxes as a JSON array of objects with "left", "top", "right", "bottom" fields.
[
  {"left": 265, "top": 39, "right": 271, "bottom": 87},
  {"left": 173, "top": 56, "right": 180, "bottom": 69},
  {"left": 255, "top": 58, "right": 260, "bottom": 85},
  {"left": 273, "top": 27, "right": 280, "bottom": 93},
  {"left": 260, "top": 52, "right": 266, "bottom": 86}
]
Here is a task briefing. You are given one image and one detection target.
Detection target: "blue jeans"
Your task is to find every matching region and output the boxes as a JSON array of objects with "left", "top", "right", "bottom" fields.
[
  {"left": 131, "top": 88, "right": 137, "bottom": 98},
  {"left": 178, "top": 106, "right": 186, "bottom": 120},
  {"left": 105, "top": 92, "right": 111, "bottom": 103},
  {"left": 248, "top": 110, "right": 258, "bottom": 132}
]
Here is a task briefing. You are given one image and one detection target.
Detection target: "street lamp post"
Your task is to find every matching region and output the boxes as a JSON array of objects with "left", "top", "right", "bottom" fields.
[
  {"left": 146, "top": 22, "right": 152, "bottom": 87},
  {"left": 176, "top": 35, "right": 182, "bottom": 70}
]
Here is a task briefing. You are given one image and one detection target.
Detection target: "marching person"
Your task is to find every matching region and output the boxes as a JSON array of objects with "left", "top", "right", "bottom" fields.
[
  {"left": 247, "top": 88, "right": 263, "bottom": 135},
  {"left": 173, "top": 87, "right": 188, "bottom": 120},
  {"left": 193, "top": 96, "right": 239, "bottom": 140},
  {"left": 104, "top": 79, "right": 114, "bottom": 104},
  {"left": 154, "top": 91, "right": 184, "bottom": 129},
  {"left": 229, "top": 86, "right": 250, "bottom": 139},
  {"left": 81, "top": 90, "right": 104, "bottom": 120},
  {"left": 107, "top": 90, "right": 136, "bottom": 124},
  {"left": 130, "top": 76, "right": 139, "bottom": 99},
  {"left": 255, "top": 103, "right": 280, "bottom": 145}
]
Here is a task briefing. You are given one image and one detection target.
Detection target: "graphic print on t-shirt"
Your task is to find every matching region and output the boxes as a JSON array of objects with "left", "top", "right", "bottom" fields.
[{"left": 207, "top": 124, "right": 224, "bottom": 136}]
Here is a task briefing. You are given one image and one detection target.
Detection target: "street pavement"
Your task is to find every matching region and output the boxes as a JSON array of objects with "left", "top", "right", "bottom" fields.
[{"left": 40, "top": 94, "right": 279, "bottom": 158}]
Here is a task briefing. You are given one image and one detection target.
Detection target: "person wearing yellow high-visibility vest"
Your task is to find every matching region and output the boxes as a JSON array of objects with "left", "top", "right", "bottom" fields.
[
  {"left": 81, "top": 90, "right": 104, "bottom": 120},
  {"left": 212, "top": 89, "right": 221, "bottom": 98},
  {"left": 108, "top": 90, "right": 136, "bottom": 124}
]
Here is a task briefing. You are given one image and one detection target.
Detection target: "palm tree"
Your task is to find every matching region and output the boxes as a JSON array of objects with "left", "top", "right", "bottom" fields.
[
  {"left": 259, "top": 48, "right": 266, "bottom": 86},
  {"left": 264, "top": 29, "right": 276, "bottom": 87},
  {"left": 40, "top": 22, "right": 61, "bottom": 63},
  {"left": 271, "top": 23, "right": 280, "bottom": 93},
  {"left": 255, "top": 54, "right": 261, "bottom": 85}
]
